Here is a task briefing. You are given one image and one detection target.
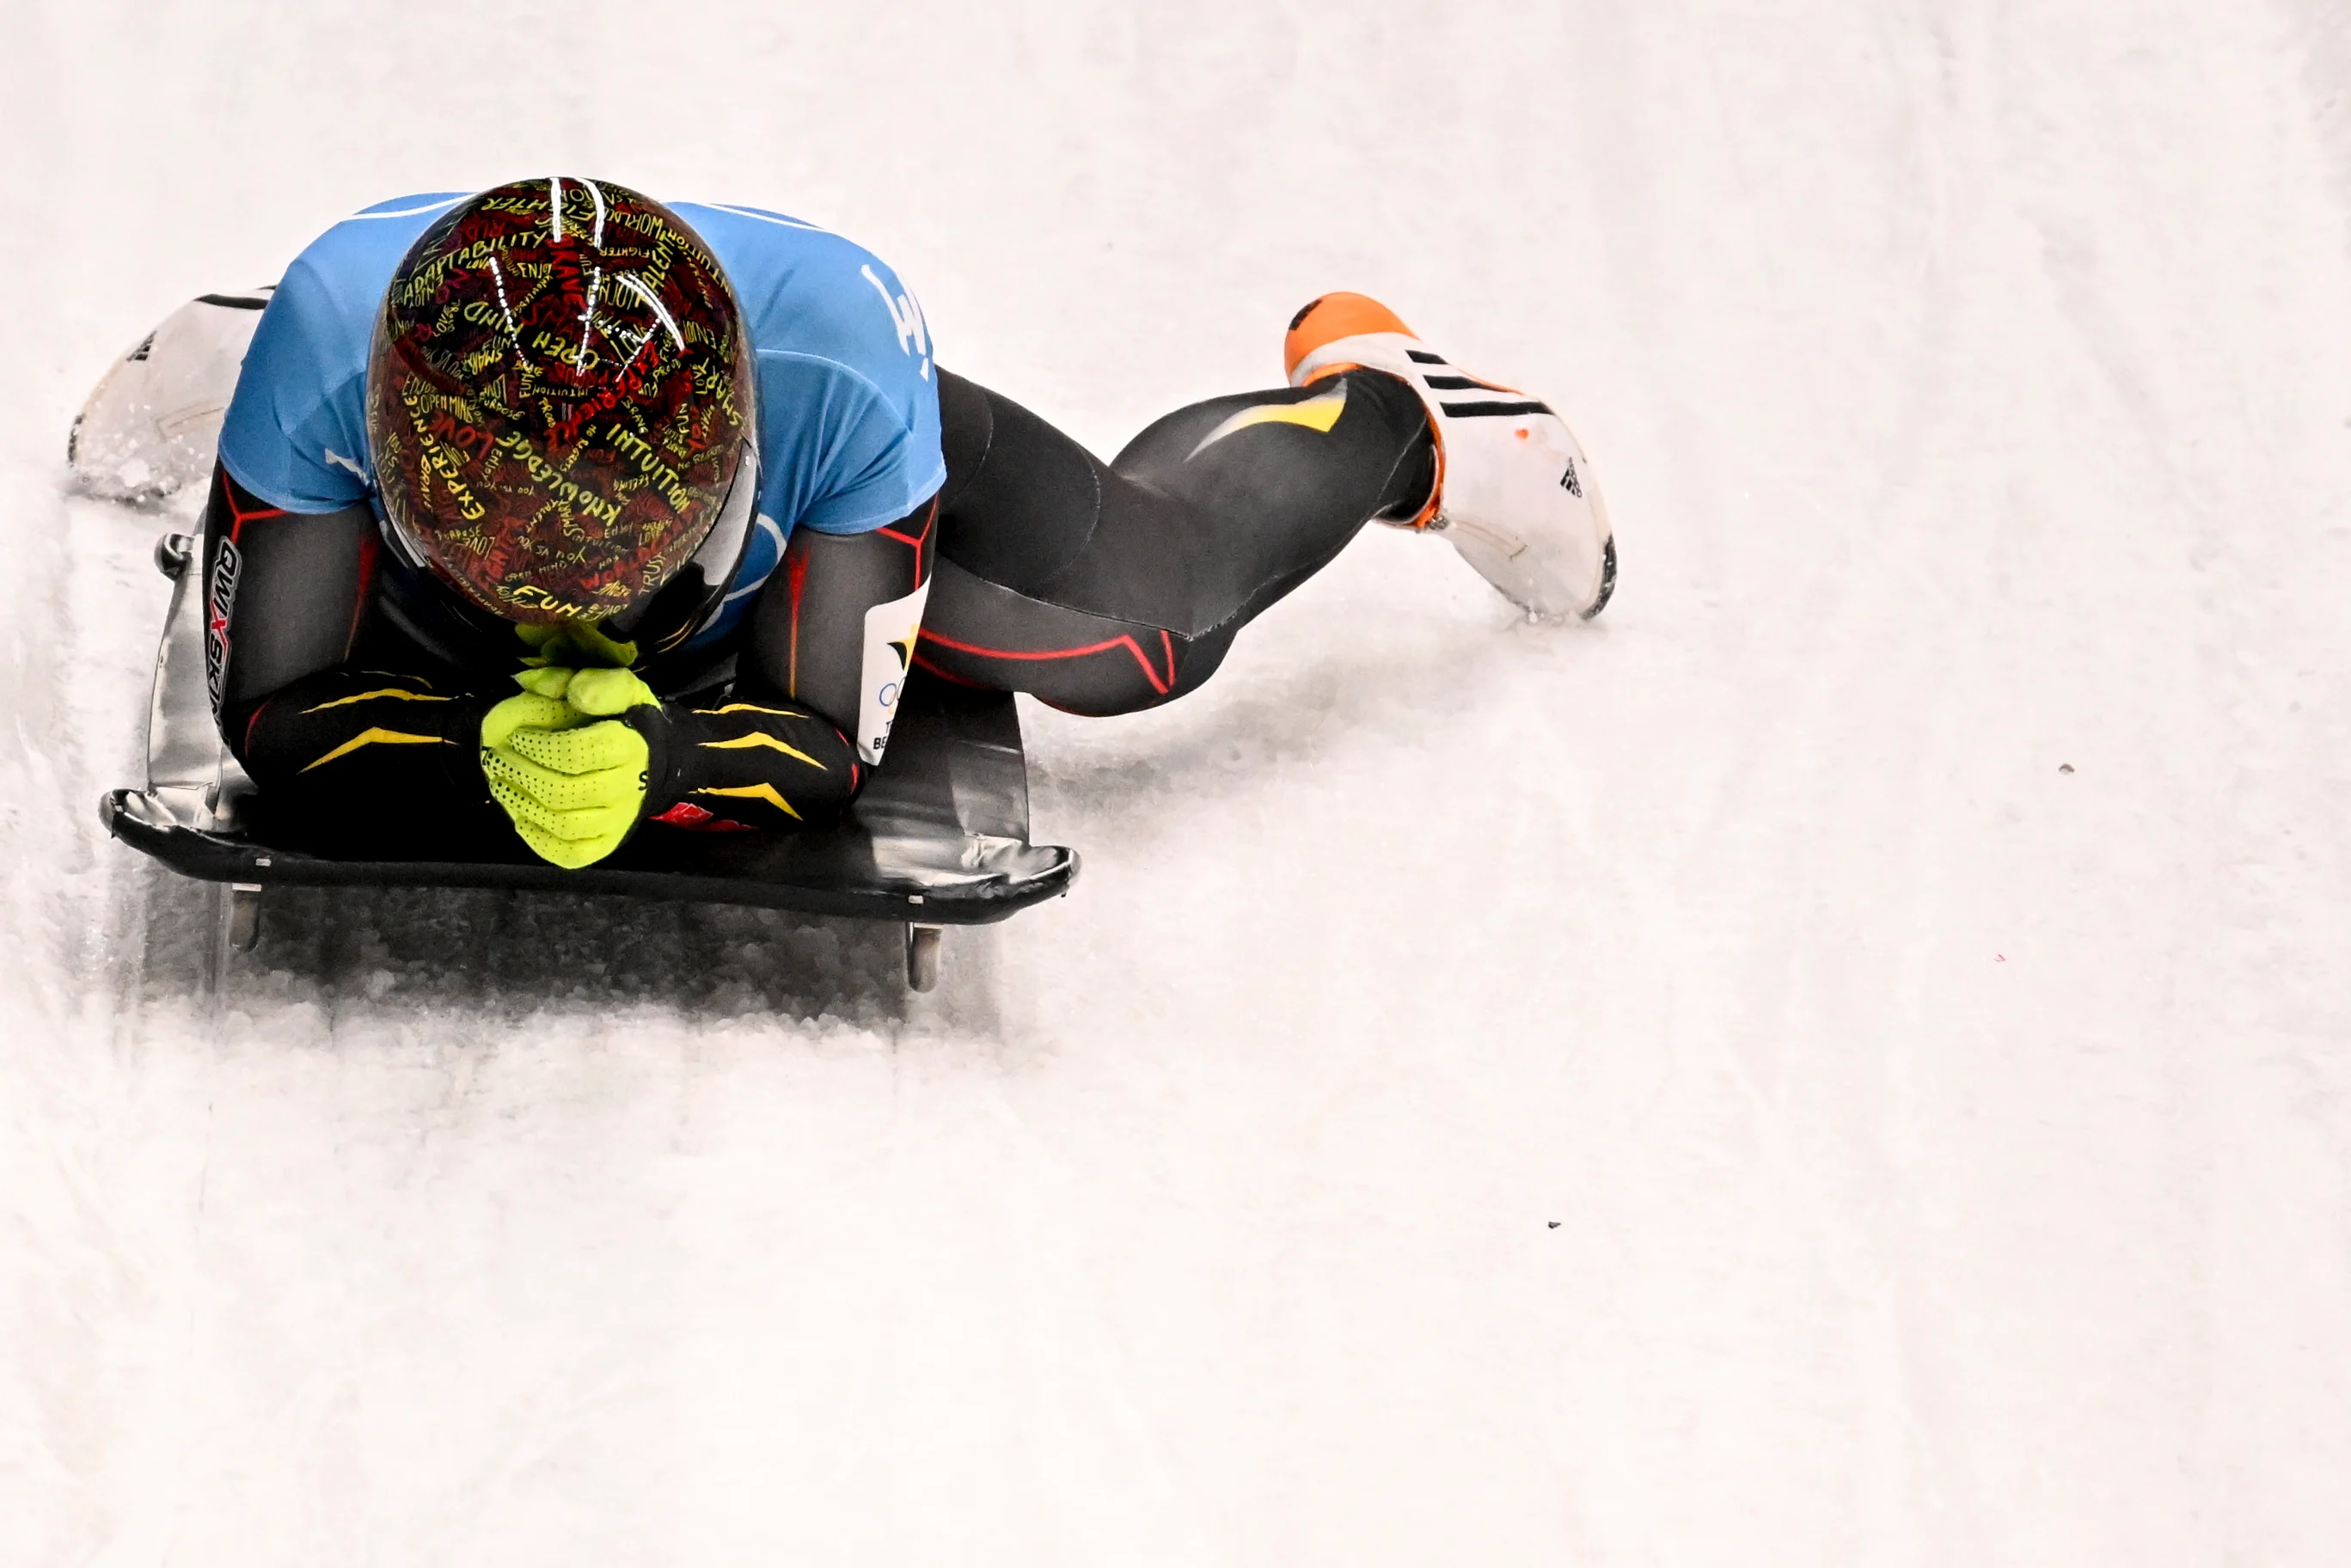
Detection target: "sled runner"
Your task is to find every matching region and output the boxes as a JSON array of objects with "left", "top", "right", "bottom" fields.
[{"left": 102, "top": 530, "right": 1079, "bottom": 991}]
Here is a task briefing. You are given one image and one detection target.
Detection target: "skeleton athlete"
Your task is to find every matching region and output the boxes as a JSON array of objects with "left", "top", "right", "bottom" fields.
[{"left": 202, "top": 179, "right": 1613, "bottom": 867}]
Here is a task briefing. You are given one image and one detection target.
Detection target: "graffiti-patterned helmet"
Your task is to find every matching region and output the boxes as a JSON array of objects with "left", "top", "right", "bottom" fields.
[{"left": 364, "top": 177, "right": 755, "bottom": 623}]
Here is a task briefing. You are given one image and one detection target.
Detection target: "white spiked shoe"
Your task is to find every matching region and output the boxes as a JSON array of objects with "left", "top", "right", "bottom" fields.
[{"left": 1285, "top": 292, "right": 1614, "bottom": 621}]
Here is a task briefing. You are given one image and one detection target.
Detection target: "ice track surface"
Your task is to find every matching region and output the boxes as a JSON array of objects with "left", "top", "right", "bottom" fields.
[{"left": 7, "top": 3, "right": 2351, "bottom": 1562}]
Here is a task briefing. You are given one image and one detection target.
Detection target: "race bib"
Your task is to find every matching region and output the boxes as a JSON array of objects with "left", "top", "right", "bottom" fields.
[{"left": 856, "top": 579, "right": 932, "bottom": 765}]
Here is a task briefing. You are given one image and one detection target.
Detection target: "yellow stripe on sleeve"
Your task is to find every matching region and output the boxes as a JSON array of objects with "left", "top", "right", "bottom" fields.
[
  {"left": 692, "top": 701, "right": 812, "bottom": 720},
  {"left": 697, "top": 732, "right": 827, "bottom": 769},
  {"left": 301, "top": 728, "right": 454, "bottom": 772},
  {"left": 692, "top": 783, "right": 802, "bottom": 820},
  {"left": 302, "top": 688, "right": 455, "bottom": 714}
]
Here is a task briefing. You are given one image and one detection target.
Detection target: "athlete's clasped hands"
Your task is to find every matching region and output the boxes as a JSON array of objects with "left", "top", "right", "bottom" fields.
[{"left": 479, "top": 664, "right": 660, "bottom": 869}]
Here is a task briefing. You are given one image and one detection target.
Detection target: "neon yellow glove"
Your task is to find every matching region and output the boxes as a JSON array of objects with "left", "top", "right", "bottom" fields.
[
  {"left": 515, "top": 621, "right": 640, "bottom": 671},
  {"left": 562, "top": 665, "right": 660, "bottom": 718},
  {"left": 480, "top": 666, "right": 661, "bottom": 869}
]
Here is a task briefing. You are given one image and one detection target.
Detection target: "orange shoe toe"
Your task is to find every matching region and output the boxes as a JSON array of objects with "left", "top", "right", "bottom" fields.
[{"left": 1283, "top": 292, "right": 1417, "bottom": 382}]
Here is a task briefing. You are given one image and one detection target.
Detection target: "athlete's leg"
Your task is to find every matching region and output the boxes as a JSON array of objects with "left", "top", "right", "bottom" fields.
[{"left": 918, "top": 369, "right": 1432, "bottom": 714}]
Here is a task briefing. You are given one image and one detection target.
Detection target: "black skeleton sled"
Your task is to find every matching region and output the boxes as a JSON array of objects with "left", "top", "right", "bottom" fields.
[{"left": 101, "top": 530, "right": 1080, "bottom": 991}]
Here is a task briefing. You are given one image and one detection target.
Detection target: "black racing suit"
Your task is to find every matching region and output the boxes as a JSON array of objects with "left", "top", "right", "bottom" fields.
[{"left": 206, "top": 367, "right": 1433, "bottom": 854}]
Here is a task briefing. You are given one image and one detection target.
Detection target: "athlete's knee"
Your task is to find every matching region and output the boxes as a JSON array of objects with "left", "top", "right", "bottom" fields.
[{"left": 915, "top": 561, "right": 1228, "bottom": 717}]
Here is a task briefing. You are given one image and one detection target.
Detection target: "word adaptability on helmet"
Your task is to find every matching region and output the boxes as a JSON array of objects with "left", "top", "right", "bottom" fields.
[{"left": 365, "top": 177, "right": 756, "bottom": 625}]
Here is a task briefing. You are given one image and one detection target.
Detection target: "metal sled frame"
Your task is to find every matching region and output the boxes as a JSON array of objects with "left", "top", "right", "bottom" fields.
[{"left": 101, "top": 533, "right": 1078, "bottom": 989}]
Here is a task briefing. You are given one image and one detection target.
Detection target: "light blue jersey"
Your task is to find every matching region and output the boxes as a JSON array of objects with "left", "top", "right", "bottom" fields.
[{"left": 218, "top": 191, "right": 945, "bottom": 641}]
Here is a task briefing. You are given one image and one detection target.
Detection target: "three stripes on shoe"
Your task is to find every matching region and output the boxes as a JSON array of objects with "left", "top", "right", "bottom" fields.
[{"left": 1405, "top": 347, "right": 1554, "bottom": 420}]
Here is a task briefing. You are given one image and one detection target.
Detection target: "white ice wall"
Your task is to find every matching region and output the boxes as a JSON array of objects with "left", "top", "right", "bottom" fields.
[{"left": 3, "top": 2, "right": 2349, "bottom": 1563}]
